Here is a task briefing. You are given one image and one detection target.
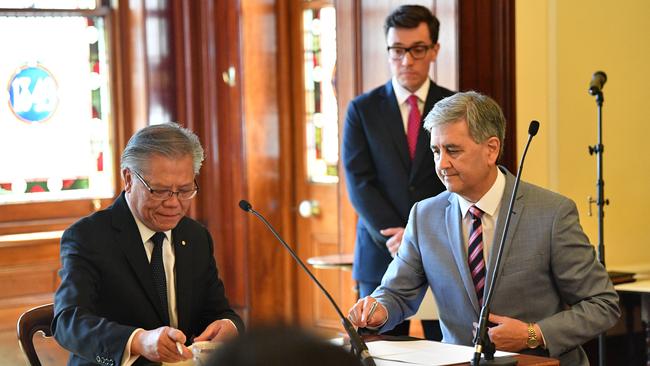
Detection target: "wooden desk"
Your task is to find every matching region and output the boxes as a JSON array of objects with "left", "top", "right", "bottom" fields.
[
  {"left": 449, "top": 354, "right": 558, "bottom": 366},
  {"left": 307, "top": 253, "right": 354, "bottom": 271}
]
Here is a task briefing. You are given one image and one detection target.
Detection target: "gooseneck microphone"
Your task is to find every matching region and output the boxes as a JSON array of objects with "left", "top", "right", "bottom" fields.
[
  {"left": 471, "top": 121, "right": 540, "bottom": 366},
  {"left": 238, "top": 200, "right": 376, "bottom": 366},
  {"left": 589, "top": 71, "right": 607, "bottom": 96}
]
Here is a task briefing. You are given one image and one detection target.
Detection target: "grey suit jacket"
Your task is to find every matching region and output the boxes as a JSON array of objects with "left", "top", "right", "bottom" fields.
[{"left": 373, "top": 169, "right": 620, "bottom": 365}]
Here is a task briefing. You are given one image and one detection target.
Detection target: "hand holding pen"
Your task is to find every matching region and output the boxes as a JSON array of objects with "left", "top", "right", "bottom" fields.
[{"left": 347, "top": 296, "right": 388, "bottom": 329}]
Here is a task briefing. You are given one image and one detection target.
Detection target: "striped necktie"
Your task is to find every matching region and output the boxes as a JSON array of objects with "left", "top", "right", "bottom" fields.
[{"left": 468, "top": 206, "right": 486, "bottom": 306}]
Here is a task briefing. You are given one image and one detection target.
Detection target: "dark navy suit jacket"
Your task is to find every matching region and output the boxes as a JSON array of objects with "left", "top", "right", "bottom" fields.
[
  {"left": 53, "top": 192, "right": 243, "bottom": 366},
  {"left": 343, "top": 80, "right": 453, "bottom": 283}
]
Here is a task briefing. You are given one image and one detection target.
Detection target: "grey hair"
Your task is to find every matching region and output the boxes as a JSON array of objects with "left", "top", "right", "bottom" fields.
[
  {"left": 120, "top": 122, "right": 205, "bottom": 175},
  {"left": 423, "top": 91, "right": 506, "bottom": 157}
]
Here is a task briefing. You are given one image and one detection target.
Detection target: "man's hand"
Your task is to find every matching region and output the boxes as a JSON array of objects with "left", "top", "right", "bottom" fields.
[
  {"left": 380, "top": 227, "right": 405, "bottom": 256},
  {"left": 348, "top": 296, "right": 387, "bottom": 328},
  {"left": 194, "top": 319, "right": 239, "bottom": 342},
  {"left": 487, "top": 314, "right": 544, "bottom": 352},
  {"left": 131, "top": 326, "right": 192, "bottom": 362}
]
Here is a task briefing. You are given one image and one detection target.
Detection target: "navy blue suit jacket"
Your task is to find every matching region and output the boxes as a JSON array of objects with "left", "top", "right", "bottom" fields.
[
  {"left": 343, "top": 80, "right": 453, "bottom": 283},
  {"left": 53, "top": 192, "right": 243, "bottom": 366}
]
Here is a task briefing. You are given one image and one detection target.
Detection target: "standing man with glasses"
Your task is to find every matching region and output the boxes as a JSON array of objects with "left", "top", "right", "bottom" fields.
[
  {"left": 54, "top": 123, "right": 243, "bottom": 366},
  {"left": 343, "top": 5, "right": 453, "bottom": 338}
]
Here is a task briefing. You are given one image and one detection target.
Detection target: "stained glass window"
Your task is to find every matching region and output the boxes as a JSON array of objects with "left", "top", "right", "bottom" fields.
[
  {"left": 0, "top": 11, "right": 114, "bottom": 204},
  {"left": 303, "top": 5, "right": 338, "bottom": 183}
]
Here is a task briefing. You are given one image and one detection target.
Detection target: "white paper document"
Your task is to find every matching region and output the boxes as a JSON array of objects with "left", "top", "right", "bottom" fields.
[{"left": 367, "top": 340, "right": 516, "bottom": 366}]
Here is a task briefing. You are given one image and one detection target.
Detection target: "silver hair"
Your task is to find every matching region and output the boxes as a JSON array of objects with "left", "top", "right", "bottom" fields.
[
  {"left": 423, "top": 91, "right": 506, "bottom": 157},
  {"left": 120, "top": 122, "right": 204, "bottom": 175}
]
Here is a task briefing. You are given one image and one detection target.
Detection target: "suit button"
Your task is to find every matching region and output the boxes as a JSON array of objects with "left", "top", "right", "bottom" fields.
[{"left": 409, "top": 186, "right": 415, "bottom": 191}]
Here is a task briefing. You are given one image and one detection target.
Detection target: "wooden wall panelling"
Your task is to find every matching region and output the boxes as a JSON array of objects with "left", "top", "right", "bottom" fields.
[
  {"left": 166, "top": 0, "right": 248, "bottom": 321},
  {"left": 115, "top": 0, "right": 148, "bottom": 135},
  {"left": 193, "top": 0, "right": 250, "bottom": 322},
  {"left": 290, "top": 0, "right": 316, "bottom": 329},
  {"left": 458, "top": 0, "right": 516, "bottom": 171},
  {"left": 336, "top": 0, "right": 362, "bottom": 317},
  {"left": 275, "top": 0, "right": 300, "bottom": 325},
  {"left": 0, "top": 237, "right": 60, "bottom": 330},
  {"left": 241, "top": 0, "right": 296, "bottom": 326},
  {"left": 213, "top": 0, "right": 252, "bottom": 325},
  {"left": 142, "top": 1, "right": 177, "bottom": 124}
]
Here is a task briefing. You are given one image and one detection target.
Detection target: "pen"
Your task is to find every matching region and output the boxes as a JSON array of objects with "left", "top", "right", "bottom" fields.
[
  {"left": 367, "top": 301, "right": 379, "bottom": 322},
  {"left": 176, "top": 341, "right": 183, "bottom": 356}
]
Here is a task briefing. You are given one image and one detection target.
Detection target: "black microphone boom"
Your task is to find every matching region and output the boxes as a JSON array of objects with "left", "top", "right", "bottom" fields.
[
  {"left": 238, "top": 200, "right": 376, "bottom": 366},
  {"left": 471, "top": 120, "right": 540, "bottom": 366},
  {"left": 589, "top": 71, "right": 607, "bottom": 95}
]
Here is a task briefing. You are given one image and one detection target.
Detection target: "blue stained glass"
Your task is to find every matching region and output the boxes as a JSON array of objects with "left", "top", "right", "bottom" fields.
[{"left": 8, "top": 65, "right": 59, "bottom": 123}]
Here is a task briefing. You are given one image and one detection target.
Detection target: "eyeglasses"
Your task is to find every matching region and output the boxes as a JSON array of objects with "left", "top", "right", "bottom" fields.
[
  {"left": 131, "top": 170, "right": 199, "bottom": 200},
  {"left": 387, "top": 44, "right": 434, "bottom": 60}
]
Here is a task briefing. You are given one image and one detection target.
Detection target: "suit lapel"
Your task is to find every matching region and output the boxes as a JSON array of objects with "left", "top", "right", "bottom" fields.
[
  {"left": 172, "top": 224, "right": 193, "bottom": 333},
  {"left": 111, "top": 193, "right": 170, "bottom": 325},
  {"left": 445, "top": 195, "right": 481, "bottom": 315},
  {"left": 380, "top": 82, "right": 411, "bottom": 170},
  {"left": 485, "top": 169, "right": 524, "bottom": 297}
]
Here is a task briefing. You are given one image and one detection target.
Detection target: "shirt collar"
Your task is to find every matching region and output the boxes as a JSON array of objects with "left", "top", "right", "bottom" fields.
[
  {"left": 457, "top": 168, "right": 506, "bottom": 219},
  {"left": 125, "top": 198, "right": 171, "bottom": 244},
  {"left": 391, "top": 77, "right": 430, "bottom": 105}
]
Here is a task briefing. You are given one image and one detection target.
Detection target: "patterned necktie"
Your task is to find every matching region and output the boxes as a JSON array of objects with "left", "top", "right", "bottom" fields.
[
  {"left": 406, "top": 94, "right": 421, "bottom": 160},
  {"left": 150, "top": 232, "right": 169, "bottom": 325},
  {"left": 468, "top": 206, "right": 486, "bottom": 306}
]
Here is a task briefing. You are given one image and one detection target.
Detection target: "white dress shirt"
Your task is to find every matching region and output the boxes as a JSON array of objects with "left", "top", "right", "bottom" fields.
[
  {"left": 391, "top": 77, "right": 430, "bottom": 132},
  {"left": 121, "top": 204, "right": 179, "bottom": 366},
  {"left": 456, "top": 168, "right": 506, "bottom": 261}
]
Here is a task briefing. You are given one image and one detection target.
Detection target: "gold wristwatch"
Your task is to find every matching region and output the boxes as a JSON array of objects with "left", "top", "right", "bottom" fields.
[{"left": 527, "top": 323, "right": 539, "bottom": 349}]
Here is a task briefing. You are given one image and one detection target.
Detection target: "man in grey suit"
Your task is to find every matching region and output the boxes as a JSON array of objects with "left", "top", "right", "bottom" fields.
[{"left": 347, "top": 91, "right": 620, "bottom": 365}]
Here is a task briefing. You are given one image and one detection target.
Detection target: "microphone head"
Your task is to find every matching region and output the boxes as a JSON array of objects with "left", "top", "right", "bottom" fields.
[
  {"left": 528, "top": 120, "right": 540, "bottom": 136},
  {"left": 589, "top": 71, "right": 607, "bottom": 95},
  {"left": 238, "top": 200, "right": 252, "bottom": 212}
]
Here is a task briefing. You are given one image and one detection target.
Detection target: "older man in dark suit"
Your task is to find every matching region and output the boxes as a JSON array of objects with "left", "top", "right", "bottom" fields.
[
  {"left": 54, "top": 123, "right": 243, "bottom": 366},
  {"left": 343, "top": 5, "right": 453, "bottom": 337}
]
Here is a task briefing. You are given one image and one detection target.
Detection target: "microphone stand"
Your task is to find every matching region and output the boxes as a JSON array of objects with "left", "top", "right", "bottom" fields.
[
  {"left": 588, "top": 74, "right": 609, "bottom": 366},
  {"left": 239, "top": 201, "right": 376, "bottom": 366},
  {"left": 471, "top": 121, "right": 540, "bottom": 366}
]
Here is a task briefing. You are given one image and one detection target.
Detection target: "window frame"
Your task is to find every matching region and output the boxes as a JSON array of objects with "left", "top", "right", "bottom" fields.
[{"left": 0, "top": 2, "right": 122, "bottom": 236}]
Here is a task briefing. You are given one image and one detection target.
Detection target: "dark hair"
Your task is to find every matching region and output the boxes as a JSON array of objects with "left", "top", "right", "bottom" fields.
[
  {"left": 206, "top": 326, "right": 362, "bottom": 366},
  {"left": 384, "top": 5, "right": 440, "bottom": 44}
]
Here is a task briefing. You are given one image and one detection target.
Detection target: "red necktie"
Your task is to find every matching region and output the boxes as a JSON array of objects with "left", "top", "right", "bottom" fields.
[
  {"left": 406, "top": 95, "right": 421, "bottom": 160},
  {"left": 468, "top": 206, "right": 486, "bottom": 306}
]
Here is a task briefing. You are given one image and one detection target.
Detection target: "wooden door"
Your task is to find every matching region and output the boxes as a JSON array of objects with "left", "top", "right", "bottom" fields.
[
  {"left": 291, "top": 0, "right": 348, "bottom": 332},
  {"left": 290, "top": 0, "right": 460, "bottom": 333}
]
